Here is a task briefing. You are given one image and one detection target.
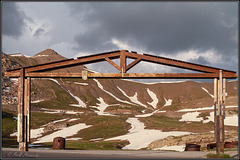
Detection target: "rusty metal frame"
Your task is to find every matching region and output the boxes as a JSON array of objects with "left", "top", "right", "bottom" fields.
[{"left": 4, "top": 50, "right": 238, "bottom": 78}]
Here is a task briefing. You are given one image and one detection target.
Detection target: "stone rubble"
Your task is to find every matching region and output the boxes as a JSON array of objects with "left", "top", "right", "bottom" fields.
[{"left": 148, "top": 130, "right": 238, "bottom": 150}]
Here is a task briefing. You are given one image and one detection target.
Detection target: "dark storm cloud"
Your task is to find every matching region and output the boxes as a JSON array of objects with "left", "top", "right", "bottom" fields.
[
  {"left": 2, "top": 2, "right": 29, "bottom": 39},
  {"left": 67, "top": 2, "right": 237, "bottom": 57},
  {"left": 73, "top": 28, "right": 117, "bottom": 53},
  {"left": 33, "top": 28, "right": 45, "bottom": 38}
]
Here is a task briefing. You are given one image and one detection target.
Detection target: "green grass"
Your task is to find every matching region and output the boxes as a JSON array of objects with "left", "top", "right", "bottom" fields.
[
  {"left": 105, "top": 104, "right": 145, "bottom": 113},
  {"left": 31, "top": 111, "right": 78, "bottom": 129},
  {"left": 163, "top": 103, "right": 180, "bottom": 111},
  {"left": 139, "top": 115, "right": 183, "bottom": 131},
  {"left": 33, "top": 87, "right": 80, "bottom": 110},
  {"left": 42, "top": 140, "right": 129, "bottom": 150},
  {"left": 2, "top": 111, "right": 18, "bottom": 148},
  {"left": 74, "top": 115, "right": 130, "bottom": 140},
  {"left": 31, "top": 79, "right": 89, "bottom": 111},
  {"left": 206, "top": 153, "right": 233, "bottom": 158},
  {"left": 2, "top": 112, "right": 17, "bottom": 138},
  {"left": 139, "top": 115, "right": 214, "bottom": 132},
  {"left": 163, "top": 97, "right": 181, "bottom": 111},
  {"left": 85, "top": 91, "right": 99, "bottom": 106},
  {"left": 66, "top": 140, "right": 129, "bottom": 150},
  {"left": 199, "top": 112, "right": 210, "bottom": 120},
  {"left": 2, "top": 137, "right": 18, "bottom": 148}
]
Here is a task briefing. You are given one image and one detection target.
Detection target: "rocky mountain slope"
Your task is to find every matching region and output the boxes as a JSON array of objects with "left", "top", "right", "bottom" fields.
[{"left": 2, "top": 49, "right": 238, "bottom": 151}]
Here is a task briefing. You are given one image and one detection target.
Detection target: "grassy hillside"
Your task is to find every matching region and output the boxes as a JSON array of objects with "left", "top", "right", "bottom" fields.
[{"left": 73, "top": 115, "right": 130, "bottom": 140}]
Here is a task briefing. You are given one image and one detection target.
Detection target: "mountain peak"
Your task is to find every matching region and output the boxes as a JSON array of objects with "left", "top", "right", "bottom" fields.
[{"left": 34, "top": 49, "right": 59, "bottom": 57}]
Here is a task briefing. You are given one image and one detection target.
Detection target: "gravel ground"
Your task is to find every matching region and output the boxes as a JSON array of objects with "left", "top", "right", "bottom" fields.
[{"left": 2, "top": 148, "right": 238, "bottom": 159}]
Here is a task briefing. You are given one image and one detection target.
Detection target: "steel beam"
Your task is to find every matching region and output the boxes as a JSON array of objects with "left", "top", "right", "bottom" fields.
[
  {"left": 105, "top": 57, "right": 120, "bottom": 71},
  {"left": 120, "top": 50, "right": 127, "bottom": 73},
  {"left": 126, "top": 57, "right": 141, "bottom": 72},
  {"left": 24, "top": 51, "right": 121, "bottom": 72},
  {"left": 23, "top": 72, "right": 237, "bottom": 79}
]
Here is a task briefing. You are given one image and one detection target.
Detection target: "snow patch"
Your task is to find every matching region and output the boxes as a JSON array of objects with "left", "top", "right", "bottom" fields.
[
  {"left": 65, "top": 111, "right": 83, "bottom": 115},
  {"left": 49, "top": 78, "right": 61, "bottom": 85},
  {"left": 33, "top": 123, "right": 92, "bottom": 144},
  {"left": 163, "top": 98, "right": 172, "bottom": 107},
  {"left": 179, "top": 111, "right": 203, "bottom": 122},
  {"left": 68, "top": 89, "right": 87, "bottom": 108},
  {"left": 74, "top": 82, "right": 88, "bottom": 86},
  {"left": 24, "top": 55, "right": 31, "bottom": 58},
  {"left": 11, "top": 128, "right": 45, "bottom": 139},
  {"left": 68, "top": 118, "right": 80, "bottom": 122},
  {"left": 31, "top": 99, "right": 45, "bottom": 103},
  {"left": 225, "top": 115, "right": 238, "bottom": 126},
  {"left": 202, "top": 87, "right": 214, "bottom": 98},
  {"left": 41, "top": 108, "right": 83, "bottom": 115},
  {"left": 90, "top": 138, "right": 104, "bottom": 141},
  {"left": 122, "top": 79, "right": 186, "bottom": 85},
  {"left": 176, "top": 105, "right": 238, "bottom": 112},
  {"left": 93, "top": 79, "right": 134, "bottom": 105},
  {"left": 49, "top": 79, "right": 87, "bottom": 108},
  {"left": 105, "top": 118, "right": 191, "bottom": 150},
  {"left": 117, "top": 86, "right": 147, "bottom": 108},
  {"left": 156, "top": 110, "right": 167, "bottom": 113},
  {"left": 146, "top": 88, "right": 158, "bottom": 109},
  {"left": 66, "top": 138, "right": 82, "bottom": 141},
  {"left": 31, "top": 128, "right": 45, "bottom": 139},
  {"left": 91, "top": 97, "right": 116, "bottom": 116},
  {"left": 203, "top": 112, "right": 238, "bottom": 126},
  {"left": 10, "top": 132, "right": 17, "bottom": 137},
  {"left": 34, "top": 55, "right": 49, "bottom": 57}
]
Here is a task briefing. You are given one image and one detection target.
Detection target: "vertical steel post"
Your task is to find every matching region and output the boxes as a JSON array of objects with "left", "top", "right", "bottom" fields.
[{"left": 120, "top": 50, "right": 126, "bottom": 75}]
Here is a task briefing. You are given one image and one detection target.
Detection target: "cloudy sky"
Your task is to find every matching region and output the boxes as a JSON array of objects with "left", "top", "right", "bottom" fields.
[{"left": 2, "top": 1, "right": 238, "bottom": 81}]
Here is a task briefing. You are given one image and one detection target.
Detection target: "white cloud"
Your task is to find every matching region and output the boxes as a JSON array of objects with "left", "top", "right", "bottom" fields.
[
  {"left": 160, "top": 49, "right": 221, "bottom": 66},
  {"left": 111, "top": 38, "right": 149, "bottom": 54},
  {"left": 111, "top": 38, "right": 131, "bottom": 50}
]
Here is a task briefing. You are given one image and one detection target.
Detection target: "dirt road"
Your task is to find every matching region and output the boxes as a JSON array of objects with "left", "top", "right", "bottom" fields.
[{"left": 2, "top": 148, "right": 238, "bottom": 159}]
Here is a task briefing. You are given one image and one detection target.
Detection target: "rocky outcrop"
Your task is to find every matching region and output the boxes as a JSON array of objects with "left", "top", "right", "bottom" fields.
[
  {"left": 44, "top": 122, "right": 67, "bottom": 133},
  {"left": 2, "top": 52, "right": 20, "bottom": 104},
  {"left": 147, "top": 130, "right": 238, "bottom": 150}
]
